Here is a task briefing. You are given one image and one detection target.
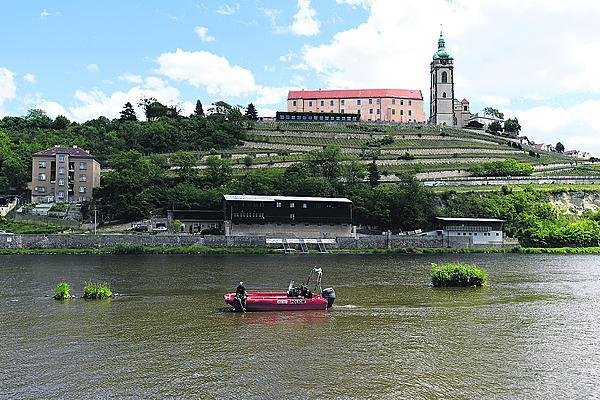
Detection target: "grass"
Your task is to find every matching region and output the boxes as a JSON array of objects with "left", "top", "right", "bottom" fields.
[
  {"left": 83, "top": 282, "right": 112, "bottom": 299},
  {"left": 53, "top": 282, "right": 71, "bottom": 300},
  {"left": 0, "top": 218, "right": 66, "bottom": 234},
  {"left": 431, "top": 262, "right": 488, "bottom": 287}
]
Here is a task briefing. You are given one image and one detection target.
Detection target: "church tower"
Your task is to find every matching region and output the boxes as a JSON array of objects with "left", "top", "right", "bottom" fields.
[{"left": 429, "top": 31, "right": 456, "bottom": 126}]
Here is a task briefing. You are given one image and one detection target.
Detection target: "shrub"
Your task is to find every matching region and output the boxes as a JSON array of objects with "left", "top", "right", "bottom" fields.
[
  {"left": 431, "top": 262, "right": 488, "bottom": 287},
  {"left": 53, "top": 282, "right": 71, "bottom": 300},
  {"left": 83, "top": 282, "right": 112, "bottom": 299}
]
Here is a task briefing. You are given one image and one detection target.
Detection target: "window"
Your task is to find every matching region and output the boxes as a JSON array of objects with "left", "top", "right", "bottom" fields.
[
  {"left": 309, "top": 101, "right": 312, "bottom": 107},
  {"left": 321, "top": 100, "right": 324, "bottom": 106},
  {"left": 292, "top": 100, "right": 297, "bottom": 106},
  {"left": 59, "top": 155, "right": 65, "bottom": 162},
  {"left": 290, "top": 213, "right": 295, "bottom": 220},
  {"left": 290, "top": 202, "right": 295, "bottom": 208},
  {"left": 357, "top": 99, "right": 361, "bottom": 105},
  {"left": 341, "top": 100, "right": 345, "bottom": 105},
  {"left": 369, "top": 109, "right": 373, "bottom": 114},
  {"left": 464, "top": 106, "right": 468, "bottom": 111},
  {"left": 38, "top": 161, "right": 46, "bottom": 168},
  {"left": 368, "top": 99, "right": 372, "bottom": 104},
  {"left": 79, "top": 186, "right": 86, "bottom": 193},
  {"left": 303, "top": 203, "right": 308, "bottom": 208},
  {"left": 58, "top": 178, "right": 65, "bottom": 186},
  {"left": 276, "top": 202, "right": 282, "bottom": 208},
  {"left": 409, "top": 100, "right": 412, "bottom": 106},
  {"left": 400, "top": 100, "right": 404, "bottom": 105},
  {"left": 79, "top": 174, "right": 87, "bottom": 182},
  {"left": 392, "top": 99, "right": 396, "bottom": 105},
  {"left": 400, "top": 110, "right": 404, "bottom": 115},
  {"left": 79, "top": 196, "right": 87, "bottom": 202},
  {"left": 442, "top": 92, "right": 447, "bottom": 98},
  {"left": 341, "top": 109, "right": 344, "bottom": 114},
  {"left": 330, "top": 100, "right": 334, "bottom": 106},
  {"left": 376, "top": 99, "right": 380, "bottom": 104},
  {"left": 79, "top": 162, "right": 87, "bottom": 170},
  {"left": 36, "top": 186, "right": 46, "bottom": 193},
  {"left": 38, "top": 173, "right": 46, "bottom": 181},
  {"left": 392, "top": 109, "right": 396, "bottom": 115},
  {"left": 408, "top": 110, "right": 412, "bottom": 116},
  {"left": 58, "top": 191, "right": 64, "bottom": 199},
  {"left": 376, "top": 109, "right": 380, "bottom": 114},
  {"left": 441, "top": 71, "right": 448, "bottom": 83},
  {"left": 58, "top": 167, "right": 65, "bottom": 175}
]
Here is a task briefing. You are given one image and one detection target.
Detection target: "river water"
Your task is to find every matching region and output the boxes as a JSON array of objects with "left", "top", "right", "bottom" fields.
[{"left": 1, "top": 253, "right": 600, "bottom": 399}]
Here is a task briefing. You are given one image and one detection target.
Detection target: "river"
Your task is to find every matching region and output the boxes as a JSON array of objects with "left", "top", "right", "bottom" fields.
[{"left": 1, "top": 253, "right": 599, "bottom": 399}]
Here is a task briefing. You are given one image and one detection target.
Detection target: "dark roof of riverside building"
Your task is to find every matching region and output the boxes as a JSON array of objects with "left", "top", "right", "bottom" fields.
[
  {"left": 224, "top": 194, "right": 352, "bottom": 203},
  {"left": 435, "top": 217, "right": 505, "bottom": 223},
  {"left": 33, "top": 145, "right": 96, "bottom": 159}
]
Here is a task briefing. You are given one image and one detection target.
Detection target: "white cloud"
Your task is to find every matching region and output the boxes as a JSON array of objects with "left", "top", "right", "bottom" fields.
[
  {"left": 87, "top": 64, "right": 100, "bottom": 73},
  {"left": 38, "top": 77, "right": 194, "bottom": 122},
  {"left": 194, "top": 26, "right": 216, "bottom": 42},
  {"left": 40, "top": 9, "right": 61, "bottom": 19},
  {"left": 23, "top": 73, "right": 36, "bottom": 84},
  {"left": 290, "top": 0, "right": 320, "bottom": 36},
  {"left": 119, "top": 73, "right": 143, "bottom": 84},
  {"left": 279, "top": 52, "right": 295, "bottom": 62},
  {"left": 0, "top": 67, "right": 17, "bottom": 115},
  {"left": 513, "top": 101, "right": 600, "bottom": 155},
  {"left": 216, "top": 4, "right": 239, "bottom": 16},
  {"left": 336, "top": 0, "right": 372, "bottom": 8},
  {"left": 254, "top": 86, "right": 289, "bottom": 106},
  {"left": 156, "top": 49, "right": 256, "bottom": 97}
]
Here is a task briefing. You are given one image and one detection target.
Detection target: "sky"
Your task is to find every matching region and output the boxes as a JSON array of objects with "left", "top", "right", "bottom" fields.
[{"left": 1, "top": 0, "right": 600, "bottom": 155}]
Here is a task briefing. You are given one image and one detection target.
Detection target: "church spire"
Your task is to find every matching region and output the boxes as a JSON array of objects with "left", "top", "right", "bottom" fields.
[{"left": 438, "top": 29, "right": 446, "bottom": 51}]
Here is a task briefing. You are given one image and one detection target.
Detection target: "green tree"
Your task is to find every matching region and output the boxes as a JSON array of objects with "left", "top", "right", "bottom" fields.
[
  {"left": 204, "top": 155, "right": 232, "bottom": 188},
  {"left": 483, "top": 107, "right": 504, "bottom": 119},
  {"left": 244, "top": 103, "right": 258, "bottom": 120},
  {"left": 304, "top": 146, "right": 343, "bottom": 183},
  {"left": 555, "top": 142, "right": 565, "bottom": 153},
  {"left": 170, "top": 152, "right": 198, "bottom": 181},
  {"left": 119, "top": 102, "right": 138, "bottom": 122},
  {"left": 488, "top": 121, "right": 502, "bottom": 134},
  {"left": 504, "top": 117, "right": 521, "bottom": 135},
  {"left": 194, "top": 100, "right": 204, "bottom": 117},
  {"left": 342, "top": 161, "right": 366, "bottom": 188},
  {"left": 52, "top": 115, "right": 71, "bottom": 130},
  {"left": 368, "top": 162, "right": 380, "bottom": 188}
]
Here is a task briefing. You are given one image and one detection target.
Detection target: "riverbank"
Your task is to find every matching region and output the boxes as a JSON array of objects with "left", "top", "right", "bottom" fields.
[{"left": 1, "top": 244, "right": 600, "bottom": 255}]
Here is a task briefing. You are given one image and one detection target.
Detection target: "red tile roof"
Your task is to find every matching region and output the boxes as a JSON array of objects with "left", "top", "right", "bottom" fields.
[
  {"left": 288, "top": 89, "right": 423, "bottom": 101},
  {"left": 461, "top": 98, "right": 469, "bottom": 104},
  {"left": 33, "top": 146, "right": 96, "bottom": 159}
]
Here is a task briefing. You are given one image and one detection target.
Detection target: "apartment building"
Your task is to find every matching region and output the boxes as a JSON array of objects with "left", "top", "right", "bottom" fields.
[
  {"left": 287, "top": 88, "right": 425, "bottom": 123},
  {"left": 31, "top": 145, "right": 101, "bottom": 204}
]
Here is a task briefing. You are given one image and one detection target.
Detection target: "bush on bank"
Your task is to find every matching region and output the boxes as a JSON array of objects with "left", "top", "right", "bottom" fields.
[{"left": 431, "top": 262, "right": 488, "bottom": 287}]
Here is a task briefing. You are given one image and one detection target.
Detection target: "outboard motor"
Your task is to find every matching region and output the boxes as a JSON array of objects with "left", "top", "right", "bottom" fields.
[{"left": 321, "top": 287, "right": 336, "bottom": 308}]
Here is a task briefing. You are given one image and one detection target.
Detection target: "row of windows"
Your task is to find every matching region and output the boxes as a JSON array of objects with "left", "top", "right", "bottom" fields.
[
  {"left": 276, "top": 202, "right": 309, "bottom": 209},
  {"left": 38, "top": 161, "right": 88, "bottom": 170},
  {"left": 35, "top": 186, "right": 87, "bottom": 193},
  {"left": 233, "top": 212, "right": 265, "bottom": 218},
  {"left": 277, "top": 114, "right": 359, "bottom": 122},
  {"left": 455, "top": 232, "right": 500, "bottom": 236},
  {"left": 293, "top": 99, "right": 413, "bottom": 107},
  {"left": 233, "top": 223, "right": 345, "bottom": 227},
  {"left": 38, "top": 173, "right": 87, "bottom": 182}
]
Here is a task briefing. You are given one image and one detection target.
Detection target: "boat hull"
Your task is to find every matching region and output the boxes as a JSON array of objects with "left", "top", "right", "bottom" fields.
[{"left": 224, "top": 291, "right": 330, "bottom": 311}]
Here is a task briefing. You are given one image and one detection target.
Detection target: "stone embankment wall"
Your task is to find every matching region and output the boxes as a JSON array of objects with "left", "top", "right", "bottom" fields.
[{"left": 0, "top": 233, "right": 509, "bottom": 250}]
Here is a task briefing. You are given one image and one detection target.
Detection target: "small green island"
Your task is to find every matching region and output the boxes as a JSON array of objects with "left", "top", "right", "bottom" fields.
[
  {"left": 431, "top": 262, "right": 488, "bottom": 287},
  {"left": 83, "top": 282, "right": 113, "bottom": 299}
]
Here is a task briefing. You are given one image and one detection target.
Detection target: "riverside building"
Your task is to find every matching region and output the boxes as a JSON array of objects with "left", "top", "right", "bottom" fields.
[{"left": 30, "top": 145, "right": 101, "bottom": 204}]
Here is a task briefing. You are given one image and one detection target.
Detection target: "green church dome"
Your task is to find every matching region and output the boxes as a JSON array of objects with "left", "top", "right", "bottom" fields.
[{"left": 433, "top": 31, "right": 453, "bottom": 60}]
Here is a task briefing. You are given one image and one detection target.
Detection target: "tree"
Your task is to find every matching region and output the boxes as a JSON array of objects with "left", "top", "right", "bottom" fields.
[
  {"left": 194, "top": 100, "right": 204, "bottom": 117},
  {"left": 244, "top": 103, "right": 258, "bottom": 120},
  {"left": 488, "top": 121, "right": 502, "bottom": 134},
  {"left": 555, "top": 142, "right": 565, "bottom": 153},
  {"left": 204, "top": 155, "right": 232, "bottom": 187},
  {"left": 170, "top": 152, "right": 198, "bottom": 181},
  {"left": 483, "top": 107, "right": 504, "bottom": 119},
  {"left": 119, "top": 102, "right": 138, "bottom": 122},
  {"left": 368, "top": 162, "right": 380, "bottom": 188},
  {"left": 504, "top": 118, "right": 521, "bottom": 135},
  {"left": 138, "top": 97, "right": 168, "bottom": 121},
  {"left": 52, "top": 115, "right": 71, "bottom": 129},
  {"left": 305, "top": 146, "right": 343, "bottom": 183}
]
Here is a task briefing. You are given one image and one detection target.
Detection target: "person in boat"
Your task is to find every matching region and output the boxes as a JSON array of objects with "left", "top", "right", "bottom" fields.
[
  {"left": 235, "top": 281, "right": 247, "bottom": 310},
  {"left": 299, "top": 283, "right": 308, "bottom": 297}
]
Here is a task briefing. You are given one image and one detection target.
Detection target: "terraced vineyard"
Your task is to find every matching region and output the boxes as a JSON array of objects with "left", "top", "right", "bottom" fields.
[{"left": 225, "top": 121, "right": 579, "bottom": 179}]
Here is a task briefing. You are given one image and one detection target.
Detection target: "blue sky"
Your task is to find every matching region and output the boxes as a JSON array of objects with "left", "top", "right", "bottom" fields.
[{"left": 1, "top": 0, "right": 600, "bottom": 155}]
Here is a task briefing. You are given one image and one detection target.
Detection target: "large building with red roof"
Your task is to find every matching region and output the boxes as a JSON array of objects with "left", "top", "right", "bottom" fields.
[
  {"left": 30, "top": 145, "right": 101, "bottom": 204},
  {"left": 287, "top": 88, "right": 425, "bottom": 123}
]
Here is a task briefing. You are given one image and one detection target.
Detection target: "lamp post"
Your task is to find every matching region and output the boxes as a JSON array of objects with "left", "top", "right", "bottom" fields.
[{"left": 94, "top": 207, "right": 97, "bottom": 235}]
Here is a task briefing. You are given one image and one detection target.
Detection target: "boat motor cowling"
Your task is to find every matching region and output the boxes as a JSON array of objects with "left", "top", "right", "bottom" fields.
[{"left": 321, "top": 287, "right": 336, "bottom": 308}]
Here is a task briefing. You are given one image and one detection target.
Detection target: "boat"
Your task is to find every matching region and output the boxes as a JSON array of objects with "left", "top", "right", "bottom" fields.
[{"left": 224, "top": 267, "right": 335, "bottom": 312}]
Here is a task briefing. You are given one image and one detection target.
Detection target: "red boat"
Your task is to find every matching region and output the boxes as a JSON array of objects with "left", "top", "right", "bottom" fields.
[{"left": 224, "top": 268, "right": 335, "bottom": 312}]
